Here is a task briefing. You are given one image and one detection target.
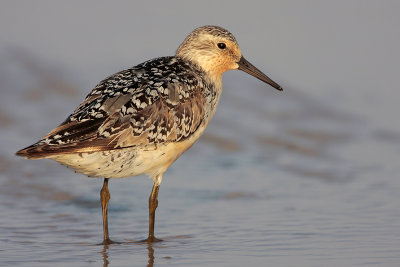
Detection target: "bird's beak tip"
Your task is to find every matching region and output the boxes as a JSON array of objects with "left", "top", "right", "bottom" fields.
[{"left": 237, "top": 56, "right": 283, "bottom": 91}]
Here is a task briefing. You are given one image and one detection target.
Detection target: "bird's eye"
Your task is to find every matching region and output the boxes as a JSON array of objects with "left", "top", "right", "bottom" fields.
[{"left": 217, "top": 43, "right": 226, "bottom": 49}]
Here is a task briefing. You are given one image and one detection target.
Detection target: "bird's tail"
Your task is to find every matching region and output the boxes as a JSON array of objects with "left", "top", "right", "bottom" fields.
[{"left": 16, "top": 142, "right": 54, "bottom": 159}]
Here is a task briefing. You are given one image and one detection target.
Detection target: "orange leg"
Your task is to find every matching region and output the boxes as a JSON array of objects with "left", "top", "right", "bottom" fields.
[
  {"left": 100, "top": 178, "right": 118, "bottom": 245},
  {"left": 146, "top": 182, "right": 162, "bottom": 242}
]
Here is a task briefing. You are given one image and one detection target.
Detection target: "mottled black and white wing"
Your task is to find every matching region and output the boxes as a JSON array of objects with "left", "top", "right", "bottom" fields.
[{"left": 16, "top": 57, "right": 211, "bottom": 159}]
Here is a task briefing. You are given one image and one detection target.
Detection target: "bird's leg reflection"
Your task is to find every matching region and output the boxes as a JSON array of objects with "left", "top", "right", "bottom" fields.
[
  {"left": 101, "top": 244, "right": 110, "bottom": 267},
  {"left": 100, "top": 239, "right": 156, "bottom": 267},
  {"left": 147, "top": 243, "right": 155, "bottom": 267}
]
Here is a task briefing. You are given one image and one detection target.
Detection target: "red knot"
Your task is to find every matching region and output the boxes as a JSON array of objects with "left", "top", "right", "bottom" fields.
[{"left": 16, "top": 25, "right": 282, "bottom": 244}]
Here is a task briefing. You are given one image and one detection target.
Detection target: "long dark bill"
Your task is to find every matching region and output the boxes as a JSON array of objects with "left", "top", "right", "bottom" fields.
[{"left": 237, "top": 56, "right": 283, "bottom": 91}]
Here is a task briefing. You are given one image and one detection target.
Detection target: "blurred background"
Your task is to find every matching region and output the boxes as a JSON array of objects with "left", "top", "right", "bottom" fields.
[{"left": 1, "top": 1, "right": 399, "bottom": 266}]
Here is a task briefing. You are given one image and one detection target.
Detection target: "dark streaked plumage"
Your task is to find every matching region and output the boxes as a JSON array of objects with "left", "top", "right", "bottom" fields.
[
  {"left": 16, "top": 25, "right": 283, "bottom": 243},
  {"left": 18, "top": 56, "right": 216, "bottom": 158}
]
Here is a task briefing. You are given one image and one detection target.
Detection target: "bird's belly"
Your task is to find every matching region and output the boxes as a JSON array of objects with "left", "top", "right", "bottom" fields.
[{"left": 52, "top": 125, "right": 206, "bottom": 179}]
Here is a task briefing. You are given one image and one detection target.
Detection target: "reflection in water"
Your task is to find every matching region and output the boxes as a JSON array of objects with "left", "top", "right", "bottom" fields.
[
  {"left": 101, "top": 245, "right": 110, "bottom": 267},
  {"left": 147, "top": 243, "right": 155, "bottom": 267},
  {"left": 100, "top": 243, "right": 156, "bottom": 267}
]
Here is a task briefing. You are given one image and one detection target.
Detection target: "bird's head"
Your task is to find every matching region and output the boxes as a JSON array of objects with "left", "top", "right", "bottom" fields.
[{"left": 176, "top": 25, "right": 282, "bottom": 90}]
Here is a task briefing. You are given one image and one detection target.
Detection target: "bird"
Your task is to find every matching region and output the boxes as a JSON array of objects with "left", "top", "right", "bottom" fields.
[{"left": 16, "top": 25, "right": 282, "bottom": 244}]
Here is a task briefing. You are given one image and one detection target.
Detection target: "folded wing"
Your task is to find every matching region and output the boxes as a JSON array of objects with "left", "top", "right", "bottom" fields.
[{"left": 16, "top": 67, "right": 207, "bottom": 159}]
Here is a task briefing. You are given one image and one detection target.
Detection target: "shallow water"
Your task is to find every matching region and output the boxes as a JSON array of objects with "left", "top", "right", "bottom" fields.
[{"left": 1, "top": 1, "right": 400, "bottom": 266}]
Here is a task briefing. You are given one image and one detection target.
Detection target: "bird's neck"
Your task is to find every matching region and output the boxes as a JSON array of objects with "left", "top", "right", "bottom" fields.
[{"left": 177, "top": 55, "right": 224, "bottom": 91}]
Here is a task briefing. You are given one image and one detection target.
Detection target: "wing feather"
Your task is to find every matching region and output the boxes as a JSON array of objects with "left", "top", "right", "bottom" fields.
[
  {"left": 16, "top": 79, "right": 207, "bottom": 158},
  {"left": 16, "top": 57, "right": 211, "bottom": 159}
]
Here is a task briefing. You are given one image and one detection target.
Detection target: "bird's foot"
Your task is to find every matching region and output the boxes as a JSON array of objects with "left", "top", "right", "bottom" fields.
[
  {"left": 98, "top": 238, "right": 121, "bottom": 246},
  {"left": 138, "top": 236, "right": 163, "bottom": 243}
]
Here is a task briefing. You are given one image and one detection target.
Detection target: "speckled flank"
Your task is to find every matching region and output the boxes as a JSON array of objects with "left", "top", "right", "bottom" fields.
[{"left": 47, "top": 56, "right": 216, "bottom": 147}]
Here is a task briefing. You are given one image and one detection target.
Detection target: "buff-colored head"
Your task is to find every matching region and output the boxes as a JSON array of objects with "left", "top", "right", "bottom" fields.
[{"left": 176, "top": 25, "right": 282, "bottom": 90}]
